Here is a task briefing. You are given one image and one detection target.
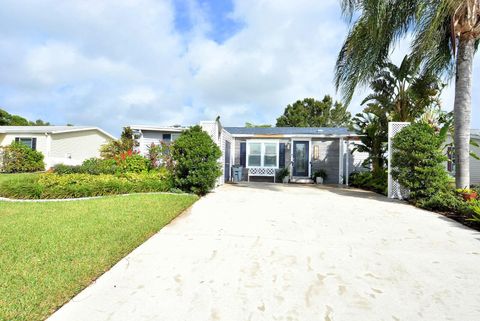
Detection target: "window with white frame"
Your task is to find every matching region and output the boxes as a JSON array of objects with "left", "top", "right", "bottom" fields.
[
  {"left": 15, "top": 137, "right": 36, "bottom": 150},
  {"left": 247, "top": 141, "right": 278, "bottom": 168}
]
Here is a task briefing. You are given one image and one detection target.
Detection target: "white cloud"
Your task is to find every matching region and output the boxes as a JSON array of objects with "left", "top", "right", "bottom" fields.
[{"left": 0, "top": 0, "right": 479, "bottom": 135}]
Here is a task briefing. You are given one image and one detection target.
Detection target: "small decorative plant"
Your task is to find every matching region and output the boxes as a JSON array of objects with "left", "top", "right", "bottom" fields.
[
  {"left": 276, "top": 167, "right": 290, "bottom": 183},
  {"left": 312, "top": 169, "right": 327, "bottom": 184},
  {"left": 456, "top": 188, "right": 478, "bottom": 202}
]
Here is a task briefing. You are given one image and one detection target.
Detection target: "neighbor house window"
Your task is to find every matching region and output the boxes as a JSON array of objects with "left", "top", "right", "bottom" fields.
[
  {"left": 15, "top": 137, "right": 36, "bottom": 150},
  {"left": 247, "top": 141, "right": 278, "bottom": 168},
  {"left": 162, "top": 134, "right": 171, "bottom": 142},
  {"left": 447, "top": 146, "right": 455, "bottom": 173}
]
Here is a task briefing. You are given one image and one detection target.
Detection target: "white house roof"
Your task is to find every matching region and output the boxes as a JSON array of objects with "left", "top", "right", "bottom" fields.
[
  {"left": 0, "top": 126, "right": 116, "bottom": 139},
  {"left": 224, "top": 127, "right": 358, "bottom": 137},
  {"left": 129, "top": 125, "right": 188, "bottom": 132}
]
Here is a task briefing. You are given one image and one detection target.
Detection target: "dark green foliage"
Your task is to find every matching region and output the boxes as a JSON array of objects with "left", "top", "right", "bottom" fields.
[
  {"left": 349, "top": 170, "right": 387, "bottom": 195},
  {"left": 0, "top": 108, "right": 51, "bottom": 126},
  {"left": 391, "top": 122, "right": 450, "bottom": 200},
  {"left": 416, "top": 189, "right": 470, "bottom": 214},
  {"left": 312, "top": 169, "right": 327, "bottom": 180},
  {"left": 351, "top": 110, "right": 388, "bottom": 173},
  {"left": 276, "top": 167, "right": 290, "bottom": 182},
  {"left": 0, "top": 171, "right": 173, "bottom": 199},
  {"left": 276, "top": 96, "right": 351, "bottom": 127},
  {"left": 171, "top": 125, "right": 222, "bottom": 195},
  {"left": 245, "top": 122, "right": 272, "bottom": 128},
  {"left": 1, "top": 142, "right": 45, "bottom": 173}
]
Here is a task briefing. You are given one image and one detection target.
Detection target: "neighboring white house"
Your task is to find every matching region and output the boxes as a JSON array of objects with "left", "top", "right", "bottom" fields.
[
  {"left": 0, "top": 126, "right": 115, "bottom": 169},
  {"left": 129, "top": 125, "right": 188, "bottom": 156},
  {"left": 445, "top": 129, "right": 480, "bottom": 185}
]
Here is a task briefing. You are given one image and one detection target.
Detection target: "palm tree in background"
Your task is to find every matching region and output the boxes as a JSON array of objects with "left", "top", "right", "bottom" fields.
[
  {"left": 335, "top": 0, "right": 480, "bottom": 188},
  {"left": 362, "top": 55, "right": 443, "bottom": 122}
]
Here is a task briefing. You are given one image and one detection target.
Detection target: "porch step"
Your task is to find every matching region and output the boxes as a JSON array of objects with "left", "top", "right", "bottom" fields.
[{"left": 290, "top": 177, "right": 314, "bottom": 184}]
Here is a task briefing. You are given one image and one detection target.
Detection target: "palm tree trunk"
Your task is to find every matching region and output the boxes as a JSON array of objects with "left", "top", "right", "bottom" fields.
[{"left": 454, "top": 36, "right": 475, "bottom": 189}]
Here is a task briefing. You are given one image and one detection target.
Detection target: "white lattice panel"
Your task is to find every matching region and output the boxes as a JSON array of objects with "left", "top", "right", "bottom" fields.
[
  {"left": 388, "top": 122, "right": 410, "bottom": 199},
  {"left": 248, "top": 167, "right": 276, "bottom": 176}
]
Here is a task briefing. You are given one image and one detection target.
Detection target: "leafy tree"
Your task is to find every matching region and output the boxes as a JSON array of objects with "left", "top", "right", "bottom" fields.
[
  {"left": 171, "top": 125, "right": 222, "bottom": 195},
  {"left": 362, "top": 55, "right": 443, "bottom": 122},
  {"left": 245, "top": 122, "right": 272, "bottom": 128},
  {"left": 276, "top": 96, "right": 351, "bottom": 127},
  {"left": 391, "top": 122, "right": 450, "bottom": 201},
  {"left": 0, "top": 108, "right": 51, "bottom": 126},
  {"left": 334, "top": 0, "right": 480, "bottom": 189},
  {"left": 100, "top": 126, "right": 138, "bottom": 159}
]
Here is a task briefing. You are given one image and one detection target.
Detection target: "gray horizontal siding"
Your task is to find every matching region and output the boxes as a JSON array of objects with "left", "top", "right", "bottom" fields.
[{"left": 311, "top": 138, "right": 339, "bottom": 184}]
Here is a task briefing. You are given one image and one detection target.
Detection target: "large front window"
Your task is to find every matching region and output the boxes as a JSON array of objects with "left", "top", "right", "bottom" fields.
[{"left": 247, "top": 141, "right": 278, "bottom": 167}]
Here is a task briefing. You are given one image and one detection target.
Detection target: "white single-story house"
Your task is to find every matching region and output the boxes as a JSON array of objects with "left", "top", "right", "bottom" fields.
[
  {"left": 445, "top": 129, "right": 480, "bottom": 185},
  {"left": 129, "top": 125, "right": 188, "bottom": 156},
  {"left": 0, "top": 126, "right": 115, "bottom": 169},
  {"left": 131, "top": 120, "right": 370, "bottom": 185}
]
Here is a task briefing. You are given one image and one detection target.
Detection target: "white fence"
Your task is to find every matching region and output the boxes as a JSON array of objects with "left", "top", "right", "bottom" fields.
[{"left": 387, "top": 122, "right": 410, "bottom": 199}]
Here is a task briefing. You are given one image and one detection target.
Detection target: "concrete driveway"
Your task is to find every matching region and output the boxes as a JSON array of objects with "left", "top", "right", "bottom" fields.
[{"left": 49, "top": 183, "right": 480, "bottom": 321}]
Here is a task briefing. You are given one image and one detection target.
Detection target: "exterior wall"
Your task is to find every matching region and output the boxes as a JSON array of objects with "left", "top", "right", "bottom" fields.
[
  {"left": 445, "top": 136, "right": 480, "bottom": 185},
  {"left": 199, "top": 121, "right": 234, "bottom": 186},
  {"left": 311, "top": 138, "right": 339, "bottom": 184},
  {"left": 0, "top": 132, "right": 49, "bottom": 158},
  {"left": 49, "top": 130, "right": 112, "bottom": 168},
  {"left": 136, "top": 130, "right": 182, "bottom": 156},
  {"left": 232, "top": 137, "right": 290, "bottom": 181}
]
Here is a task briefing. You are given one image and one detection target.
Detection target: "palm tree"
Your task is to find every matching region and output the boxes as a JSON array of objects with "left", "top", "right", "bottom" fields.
[
  {"left": 362, "top": 55, "right": 443, "bottom": 122},
  {"left": 335, "top": 0, "right": 480, "bottom": 188}
]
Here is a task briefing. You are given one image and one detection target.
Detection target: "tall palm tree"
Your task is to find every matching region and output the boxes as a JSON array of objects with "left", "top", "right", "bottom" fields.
[{"left": 335, "top": 0, "right": 480, "bottom": 188}]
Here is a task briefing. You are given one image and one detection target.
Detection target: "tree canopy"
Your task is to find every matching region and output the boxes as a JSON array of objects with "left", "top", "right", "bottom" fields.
[
  {"left": 276, "top": 96, "right": 351, "bottom": 127},
  {"left": 0, "top": 108, "right": 51, "bottom": 126}
]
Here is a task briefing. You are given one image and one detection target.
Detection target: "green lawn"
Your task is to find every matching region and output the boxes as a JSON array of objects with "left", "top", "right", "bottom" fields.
[{"left": 0, "top": 193, "right": 198, "bottom": 321}]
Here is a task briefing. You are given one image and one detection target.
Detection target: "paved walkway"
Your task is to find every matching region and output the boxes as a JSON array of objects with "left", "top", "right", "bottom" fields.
[{"left": 49, "top": 183, "right": 480, "bottom": 321}]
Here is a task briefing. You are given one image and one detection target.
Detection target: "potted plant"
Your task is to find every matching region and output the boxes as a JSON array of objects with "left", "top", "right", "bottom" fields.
[
  {"left": 313, "top": 169, "right": 327, "bottom": 184},
  {"left": 277, "top": 167, "right": 290, "bottom": 184},
  {"left": 457, "top": 188, "right": 478, "bottom": 202}
]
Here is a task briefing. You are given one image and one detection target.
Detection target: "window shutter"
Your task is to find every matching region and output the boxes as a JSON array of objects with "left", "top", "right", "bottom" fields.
[
  {"left": 240, "top": 142, "right": 246, "bottom": 167},
  {"left": 32, "top": 138, "right": 37, "bottom": 150},
  {"left": 15, "top": 137, "right": 20, "bottom": 143},
  {"left": 279, "top": 143, "right": 286, "bottom": 168}
]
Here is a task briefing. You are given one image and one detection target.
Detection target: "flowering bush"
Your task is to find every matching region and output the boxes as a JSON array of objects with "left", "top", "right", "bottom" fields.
[{"left": 114, "top": 150, "right": 150, "bottom": 173}]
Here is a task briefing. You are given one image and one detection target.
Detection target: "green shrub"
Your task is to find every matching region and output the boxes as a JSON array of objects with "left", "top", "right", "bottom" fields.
[
  {"left": 81, "top": 158, "right": 118, "bottom": 174},
  {"left": 276, "top": 167, "right": 290, "bottom": 182},
  {"left": 115, "top": 152, "right": 150, "bottom": 173},
  {"left": 0, "top": 142, "right": 45, "bottom": 173},
  {"left": 0, "top": 171, "right": 173, "bottom": 199},
  {"left": 416, "top": 189, "right": 470, "bottom": 214},
  {"left": 171, "top": 125, "right": 222, "bottom": 195},
  {"left": 53, "top": 158, "right": 126, "bottom": 175},
  {"left": 391, "top": 123, "right": 449, "bottom": 201},
  {"left": 349, "top": 170, "right": 387, "bottom": 195}
]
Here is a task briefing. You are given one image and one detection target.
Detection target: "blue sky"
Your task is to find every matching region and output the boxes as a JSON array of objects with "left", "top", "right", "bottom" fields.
[{"left": 0, "top": 0, "right": 479, "bottom": 136}]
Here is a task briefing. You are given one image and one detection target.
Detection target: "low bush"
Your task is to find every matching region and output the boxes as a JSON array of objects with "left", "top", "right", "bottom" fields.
[
  {"left": 349, "top": 170, "right": 387, "bottom": 195},
  {"left": 0, "top": 170, "right": 173, "bottom": 199},
  {"left": 0, "top": 142, "right": 44, "bottom": 173},
  {"left": 416, "top": 189, "right": 470, "bottom": 214},
  {"left": 171, "top": 125, "right": 222, "bottom": 195},
  {"left": 114, "top": 151, "right": 150, "bottom": 173}
]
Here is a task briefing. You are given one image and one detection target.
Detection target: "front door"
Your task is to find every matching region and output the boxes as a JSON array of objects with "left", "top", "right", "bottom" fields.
[
  {"left": 224, "top": 141, "right": 231, "bottom": 182},
  {"left": 293, "top": 141, "right": 309, "bottom": 177}
]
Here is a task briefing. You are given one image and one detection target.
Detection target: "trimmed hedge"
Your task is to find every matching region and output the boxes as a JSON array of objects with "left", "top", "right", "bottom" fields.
[{"left": 0, "top": 170, "right": 173, "bottom": 199}]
